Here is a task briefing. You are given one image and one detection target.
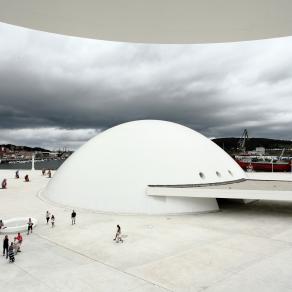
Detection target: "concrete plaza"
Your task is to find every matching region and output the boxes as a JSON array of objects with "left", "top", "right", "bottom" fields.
[{"left": 1, "top": 169, "right": 292, "bottom": 291}]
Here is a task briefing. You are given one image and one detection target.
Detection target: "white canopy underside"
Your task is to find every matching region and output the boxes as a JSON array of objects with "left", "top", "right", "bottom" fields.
[
  {"left": 0, "top": 0, "right": 292, "bottom": 43},
  {"left": 147, "top": 179, "right": 292, "bottom": 201}
]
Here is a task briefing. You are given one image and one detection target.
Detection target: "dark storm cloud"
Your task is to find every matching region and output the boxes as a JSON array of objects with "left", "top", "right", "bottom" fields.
[{"left": 0, "top": 22, "right": 292, "bottom": 149}]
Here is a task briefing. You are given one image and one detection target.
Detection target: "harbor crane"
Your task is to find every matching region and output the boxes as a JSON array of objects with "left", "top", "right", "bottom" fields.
[{"left": 238, "top": 129, "right": 248, "bottom": 153}]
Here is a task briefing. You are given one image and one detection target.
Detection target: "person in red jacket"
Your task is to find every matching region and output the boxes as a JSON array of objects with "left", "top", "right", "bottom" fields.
[{"left": 14, "top": 233, "right": 23, "bottom": 253}]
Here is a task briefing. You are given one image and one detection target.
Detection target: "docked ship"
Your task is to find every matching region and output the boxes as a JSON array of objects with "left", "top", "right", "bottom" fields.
[
  {"left": 233, "top": 129, "right": 292, "bottom": 172},
  {"left": 235, "top": 156, "right": 292, "bottom": 172}
]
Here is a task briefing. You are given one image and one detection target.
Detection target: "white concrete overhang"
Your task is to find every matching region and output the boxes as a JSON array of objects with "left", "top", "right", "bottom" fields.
[
  {"left": 147, "top": 179, "right": 292, "bottom": 201},
  {"left": 0, "top": 0, "right": 292, "bottom": 43}
]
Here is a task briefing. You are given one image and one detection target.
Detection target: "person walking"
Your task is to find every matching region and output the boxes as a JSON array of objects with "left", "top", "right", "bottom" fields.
[
  {"left": 71, "top": 210, "right": 76, "bottom": 225},
  {"left": 51, "top": 215, "right": 55, "bottom": 227},
  {"left": 8, "top": 242, "right": 15, "bottom": 263},
  {"left": 48, "top": 169, "right": 52, "bottom": 178},
  {"left": 27, "top": 218, "right": 34, "bottom": 235},
  {"left": 15, "top": 170, "right": 19, "bottom": 179},
  {"left": 113, "top": 225, "right": 123, "bottom": 243},
  {"left": 3, "top": 235, "right": 9, "bottom": 259},
  {"left": 46, "top": 211, "right": 51, "bottom": 224},
  {"left": 0, "top": 219, "right": 5, "bottom": 230},
  {"left": 1, "top": 178, "right": 7, "bottom": 189}
]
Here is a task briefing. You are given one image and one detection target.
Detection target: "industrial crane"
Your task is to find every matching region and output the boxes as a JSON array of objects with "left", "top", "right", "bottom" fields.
[{"left": 238, "top": 129, "right": 248, "bottom": 153}]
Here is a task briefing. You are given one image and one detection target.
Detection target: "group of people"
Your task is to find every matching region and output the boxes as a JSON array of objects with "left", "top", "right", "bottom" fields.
[
  {"left": 1, "top": 172, "right": 30, "bottom": 189},
  {"left": 1, "top": 168, "right": 54, "bottom": 190},
  {"left": 1, "top": 217, "right": 34, "bottom": 263},
  {"left": 42, "top": 169, "right": 52, "bottom": 178},
  {"left": 2, "top": 232, "right": 23, "bottom": 263},
  {"left": 15, "top": 170, "right": 30, "bottom": 182},
  {"left": 45, "top": 211, "right": 55, "bottom": 227},
  {"left": 44, "top": 210, "right": 76, "bottom": 227},
  {"left": 45, "top": 210, "right": 123, "bottom": 242},
  {"left": 1, "top": 210, "right": 124, "bottom": 264}
]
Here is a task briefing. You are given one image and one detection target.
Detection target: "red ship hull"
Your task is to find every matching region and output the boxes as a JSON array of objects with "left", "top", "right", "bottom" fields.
[{"left": 236, "top": 160, "right": 291, "bottom": 172}]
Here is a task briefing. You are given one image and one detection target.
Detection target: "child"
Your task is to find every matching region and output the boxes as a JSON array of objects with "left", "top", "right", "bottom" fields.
[
  {"left": 51, "top": 215, "right": 55, "bottom": 227},
  {"left": 71, "top": 210, "right": 76, "bottom": 225},
  {"left": 8, "top": 242, "right": 15, "bottom": 263}
]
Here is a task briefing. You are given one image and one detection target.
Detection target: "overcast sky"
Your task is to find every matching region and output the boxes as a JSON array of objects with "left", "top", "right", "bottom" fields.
[{"left": 0, "top": 22, "right": 292, "bottom": 150}]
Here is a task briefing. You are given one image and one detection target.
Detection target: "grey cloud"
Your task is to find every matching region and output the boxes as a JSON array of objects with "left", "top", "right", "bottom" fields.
[
  {"left": 0, "top": 22, "right": 292, "bottom": 149},
  {"left": 0, "top": 128, "right": 100, "bottom": 150}
]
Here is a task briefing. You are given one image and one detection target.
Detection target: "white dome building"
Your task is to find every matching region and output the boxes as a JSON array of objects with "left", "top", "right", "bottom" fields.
[{"left": 45, "top": 120, "right": 246, "bottom": 214}]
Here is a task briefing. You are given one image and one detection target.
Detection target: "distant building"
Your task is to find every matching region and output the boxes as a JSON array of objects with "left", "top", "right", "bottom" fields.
[{"left": 255, "top": 147, "right": 265, "bottom": 155}]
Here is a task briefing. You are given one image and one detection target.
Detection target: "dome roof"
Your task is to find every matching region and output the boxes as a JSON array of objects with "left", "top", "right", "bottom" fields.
[{"left": 45, "top": 120, "right": 245, "bottom": 214}]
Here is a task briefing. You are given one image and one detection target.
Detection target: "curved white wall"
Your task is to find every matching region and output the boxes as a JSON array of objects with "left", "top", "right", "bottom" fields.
[{"left": 45, "top": 120, "right": 246, "bottom": 214}]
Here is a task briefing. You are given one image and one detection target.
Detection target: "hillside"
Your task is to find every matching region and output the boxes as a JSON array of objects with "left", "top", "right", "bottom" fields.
[
  {"left": 212, "top": 138, "right": 292, "bottom": 153},
  {"left": 0, "top": 144, "right": 50, "bottom": 152}
]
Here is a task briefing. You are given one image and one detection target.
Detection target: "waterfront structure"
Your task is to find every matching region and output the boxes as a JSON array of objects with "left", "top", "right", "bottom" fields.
[
  {"left": 45, "top": 120, "right": 245, "bottom": 214},
  {"left": 45, "top": 120, "right": 292, "bottom": 214},
  {"left": 1, "top": 3, "right": 292, "bottom": 291}
]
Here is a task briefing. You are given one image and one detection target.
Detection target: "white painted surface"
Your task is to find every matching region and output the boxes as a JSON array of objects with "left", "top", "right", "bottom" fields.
[
  {"left": 31, "top": 154, "right": 35, "bottom": 171},
  {"left": 247, "top": 172, "right": 292, "bottom": 181},
  {"left": 147, "top": 176, "right": 292, "bottom": 201},
  {"left": 0, "top": 0, "right": 292, "bottom": 43},
  {"left": 147, "top": 185, "right": 292, "bottom": 201},
  {"left": 2, "top": 169, "right": 292, "bottom": 291},
  {"left": 45, "top": 120, "right": 245, "bottom": 214},
  {"left": 0, "top": 217, "right": 37, "bottom": 234}
]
